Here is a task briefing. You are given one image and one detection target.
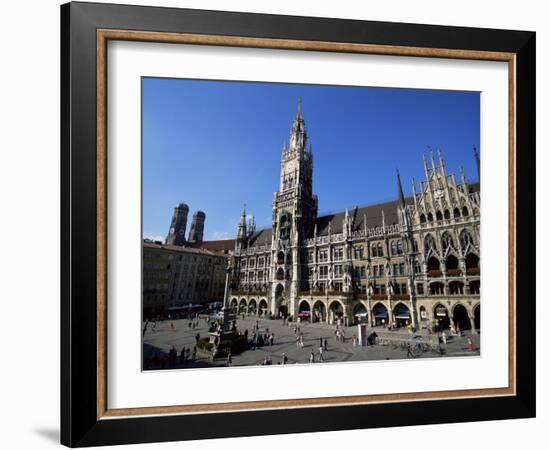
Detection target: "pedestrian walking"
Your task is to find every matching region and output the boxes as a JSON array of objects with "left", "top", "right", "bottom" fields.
[
  {"left": 324, "top": 338, "right": 328, "bottom": 351},
  {"left": 406, "top": 343, "right": 415, "bottom": 358},
  {"left": 180, "top": 347, "right": 186, "bottom": 364},
  {"left": 227, "top": 350, "right": 232, "bottom": 367},
  {"left": 309, "top": 350, "right": 315, "bottom": 363},
  {"left": 319, "top": 346, "right": 325, "bottom": 361},
  {"left": 467, "top": 336, "right": 474, "bottom": 352},
  {"left": 282, "top": 353, "right": 288, "bottom": 365}
]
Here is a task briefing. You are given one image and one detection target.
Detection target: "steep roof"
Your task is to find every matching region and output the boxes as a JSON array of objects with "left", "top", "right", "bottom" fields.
[
  {"left": 198, "top": 239, "right": 235, "bottom": 253},
  {"left": 248, "top": 228, "right": 272, "bottom": 247},
  {"left": 246, "top": 181, "right": 480, "bottom": 245}
]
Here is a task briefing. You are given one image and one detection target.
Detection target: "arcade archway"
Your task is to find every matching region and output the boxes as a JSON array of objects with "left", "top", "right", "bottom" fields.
[
  {"left": 393, "top": 303, "right": 411, "bottom": 328},
  {"left": 329, "top": 301, "right": 344, "bottom": 325},
  {"left": 298, "top": 300, "right": 311, "bottom": 322},
  {"left": 352, "top": 303, "right": 368, "bottom": 325},
  {"left": 258, "top": 299, "right": 268, "bottom": 316},
  {"left": 312, "top": 301, "right": 326, "bottom": 323},
  {"left": 453, "top": 303, "right": 471, "bottom": 332},
  {"left": 372, "top": 303, "right": 388, "bottom": 326},
  {"left": 474, "top": 304, "right": 480, "bottom": 331},
  {"left": 434, "top": 303, "right": 450, "bottom": 330},
  {"left": 239, "top": 298, "right": 247, "bottom": 313},
  {"left": 248, "top": 299, "right": 257, "bottom": 315}
]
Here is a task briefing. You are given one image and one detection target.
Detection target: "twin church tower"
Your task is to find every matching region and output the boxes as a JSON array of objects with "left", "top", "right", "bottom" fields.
[{"left": 165, "top": 204, "right": 206, "bottom": 246}]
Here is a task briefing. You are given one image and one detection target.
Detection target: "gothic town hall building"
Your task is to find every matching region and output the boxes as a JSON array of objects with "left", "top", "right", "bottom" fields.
[{"left": 228, "top": 102, "right": 480, "bottom": 333}]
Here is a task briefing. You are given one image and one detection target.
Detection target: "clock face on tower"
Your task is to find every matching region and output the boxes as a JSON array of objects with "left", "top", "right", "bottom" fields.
[{"left": 170, "top": 227, "right": 175, "bottom": 234}]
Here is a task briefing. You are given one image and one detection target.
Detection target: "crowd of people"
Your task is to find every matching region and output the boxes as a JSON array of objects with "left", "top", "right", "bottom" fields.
[{"left": 144, "top": 311, "right": 477, "bottom": 369}]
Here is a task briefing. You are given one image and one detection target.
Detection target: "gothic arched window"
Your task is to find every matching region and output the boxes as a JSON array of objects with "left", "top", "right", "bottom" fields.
[
  {"left": 377, "top": 243, "right": 384, "bottom": 257},
  {"left": 453, "top": 208, "right": 461, "bottom": 218},
  {"left": 459, "top": 229, "right": 473, "bottom": 250},
  {"left": 444, "top": 210, "right": 451, "bottom": 220},
  {"left": 397, "top": 240, "right": 403, "bottom": 254},
  {"left": 436, "top": 211, "right": 443, "bottom": 221},
  {"left": 441, "top": 232, "right": 454, "bottom": 250},
  {"left": 462, "top": 206, "right": 469, "bottom": 217},
  {"left": 424, "top": 234, "right": 437, "bottom": 254},
  {"left": 391, "top": 241, "right": 397, "bottom": 255},
  {"left": 419, "top": 214, "right": 426, "bottom": 223},
  {"left": 428, "top": 212, "right": 434, "bottom": 222}
]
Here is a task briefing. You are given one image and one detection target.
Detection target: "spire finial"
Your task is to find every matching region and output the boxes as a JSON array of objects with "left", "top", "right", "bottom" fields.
[{"left": 297, "top": 97, "right": 302, "bottom": 115}]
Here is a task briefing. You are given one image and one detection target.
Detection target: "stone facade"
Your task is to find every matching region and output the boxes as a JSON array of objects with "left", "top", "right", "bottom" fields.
[
  {"left": 143, "top": 241, "right": 229, "bottom": 319},
  {"left": 228, "top": 102, "right": 481, "bottom": 333}
]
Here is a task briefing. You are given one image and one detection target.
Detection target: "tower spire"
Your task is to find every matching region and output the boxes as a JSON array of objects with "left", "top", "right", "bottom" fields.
[
  {"left": 236, "top": 203, "right": 248, "bottom": 249},
  {"left": 289, "top": 98, "right": 307, "bottom": 152},
  {"left": 397, "top": 169, "right": 405, "bottom": 207},
  {"left": 422, "top": 153, "right": 430, "bottom": 182}
]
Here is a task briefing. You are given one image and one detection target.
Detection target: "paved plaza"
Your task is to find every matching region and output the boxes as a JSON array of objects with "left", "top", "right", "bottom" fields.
[{"left": 143, "top": 315, "right": 480, "bottom": 370}]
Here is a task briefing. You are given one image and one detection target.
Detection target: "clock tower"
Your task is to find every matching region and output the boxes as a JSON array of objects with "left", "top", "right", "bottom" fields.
[{"left": 270, "top": 100, "right": 318, "bottom": 317}]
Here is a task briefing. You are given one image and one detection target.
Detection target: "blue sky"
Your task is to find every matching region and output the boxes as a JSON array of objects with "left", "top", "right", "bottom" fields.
[{"left": 142, "top": 78, "right": 479, "bottom": 241}]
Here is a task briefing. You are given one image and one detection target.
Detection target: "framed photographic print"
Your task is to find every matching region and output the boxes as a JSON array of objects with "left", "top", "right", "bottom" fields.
[{"left": 61, "top": 1, "right": 536, "bottom": 447}]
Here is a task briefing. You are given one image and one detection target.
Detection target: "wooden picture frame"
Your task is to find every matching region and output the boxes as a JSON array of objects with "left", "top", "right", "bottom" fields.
[{"left": 61, "top": 1, "right": 535, "bottom": 447}]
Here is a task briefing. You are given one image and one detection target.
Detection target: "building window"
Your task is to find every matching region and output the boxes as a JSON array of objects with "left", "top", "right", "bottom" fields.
[
  {"left": 318, "top": 249, "right": 328, "bottom": 262},
  {"left": 377, "top": 243, "right": 384, "bottom": 257},
  {"left": 399, "top": 262, "right": 405, "bottom": 275},
  {"left": 397, "top": 240, "right": 403, "bottom": 254},
  {"left": 354, "top": 246, "right": 364, "bottom": 259},
  {"left": 444, "top": 209, "right": 451, "bottom": 220},
  {"left": 333, "top": 247, "right": 344, "bottom": 261},
  {"left": 391, "top": 241, "right": 397, "bottom": 255},
  {"left": 420, "top": 214, "right": 426, "bottom": 223},
  {"left": 333, "top": 282, "right": 343, "bottom": 292},
  {"left": 373, "top": 265, "right": 379, "bottom": 277},
  {"left": 449, "top": 281, "right": 464, "bottom": 295},
  {"left": 379, "top": 264, "right": 385, "bottom": 276},
  {"left": 429, "top": 282, "right": 444, "bottom": 295},
  {"left": 428, "top": 212, "right": 434, "bottom": 222},
  {"left": 392, "top": 263, "right": 398, "bottom": 275},
  {"left": 360, "top": 266, "right": 366, "bottom": 278},
  {"left": 319, "top": 266, "right": 328, "bottom": 279},
  {"left": 454, "top": 208, "right": 461, "bottom": 218},
  {"left": 417, "top": 283, "right": 424, "bottom": 295},
  {"left": 436, "top": 211, "right": 443, "bottom": 221},
  {"left": 371, "top": 244, "right": 378, "bottom": 257},
  {"left": 334, "top": 265, "right": 343, "bottom": 276},
  {"left": 307, "top": 251, "right": 314, "bottom": 262},
  {"left": 462, "top": 206, "right": 469, "bottom": 217}
]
